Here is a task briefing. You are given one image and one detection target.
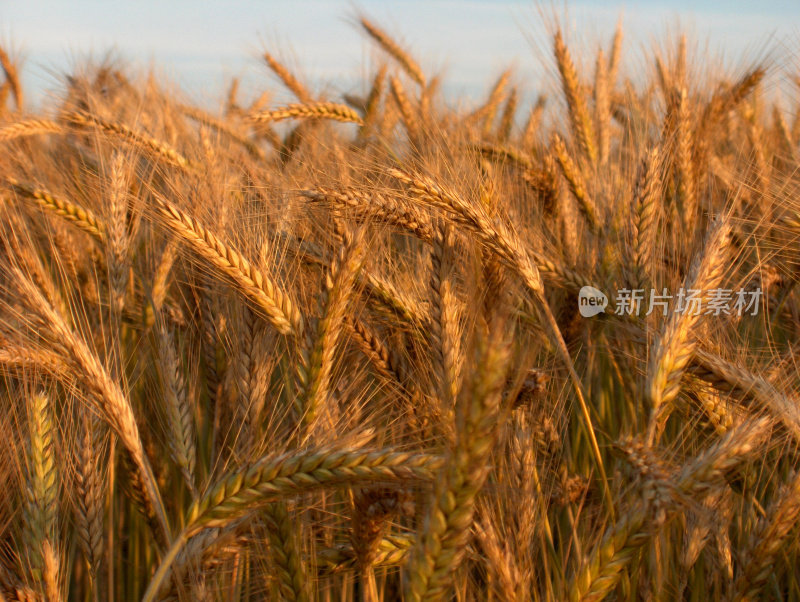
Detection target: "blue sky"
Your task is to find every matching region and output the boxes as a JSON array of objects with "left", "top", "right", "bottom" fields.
[{"left": 1, "top": 1, "right": 798, "bottom": 109}]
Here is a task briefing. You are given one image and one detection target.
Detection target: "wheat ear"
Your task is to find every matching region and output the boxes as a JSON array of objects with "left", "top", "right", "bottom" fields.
[
  {"left": 359, "top": 17, "right": 426, "bottom": 87},
  {"left": 630, "top": 148, "right": 662, "bottom": 289},
  {"left": 151, "top": 194, "right": 303, "bottom": 336},
  {"left": 294, "top": 229, "right": 367, "bottom": 430},
  {"left": 105, "top": 152, "right": 129, "bottom": 320},
  {"left": 551, "top": 133, "right": 600, "bottom": 232},
  {"left": 403, "top": 325, "right": 511, "bottom": 601},
  {"left": 0, "top": 45, "right": 22, "bottom": 108},
  {"left": 569, "top": 417, "right": 769, "bottom": 602},
  {"left": 301, "top": 187, "right": 434, "bottom": 242},
  {"left": 607, "top": 19, "right": 623, "bottom": 89},
  {"left": 389, "top": 168, "right": 543, "bottom": 295},
  {"left": 0, "top": 119, "right": 61, "bottom": 141},
  {"left": 248, "top": 102, "right": 364, "bottom": 125},
  {"left": 360, "top": 64, "right": 388, "bottom": 135},
  {"left": 428, "top": 221, "right": 460, "bottom": 413},
  {"left": 594, "top": 49, "right": 611, "bottom": 166},
  {"left": 319, "top": 534, "right": 412, "bottom": 572},
  {"left": 23, "top": 391, "right": 58, "bottom": 588},
  {"left": 469, "top": 69, "right": 510, "bottom": 135},
  {"left": 732, "top": 469, "right": 800, "bottom": 601},
  {"left": 142, "top": 447, "right": 443, "bottom": 601},
  {"left": 15, "top": 269, "right": 172, "bottom": 547},
  {"left": 497, "top": 87, "right": 518, "bottom": 142},
  {"left": 675, "top": 88, "right": 696, "bottom": 231},
  {"left": 73, "top": 414, "right": 104, "bottom": 584},
  {"left": 474, "top": 517, "right": 523, "bottom": 602},
  {"left": 264, "top": 502, "right": 311, "bottom": 602},
  {"left": 180, "top": 104, "right": 266, "bottom": 160},
  {"left": 521, "top": 95, "right": 546, "bottom": 150},
  {"left": 263, "top": 51, "right": 313, "bottom": 102},
  {"left": 65, "top": 110, "right": 192, "bottom": 170},
  {"left": 689, "top": 349, "right": 800, "bottom": 440},
  {"left": 351, "top": 488, "right": 405, "bottom": 601},
  {"left": 472, "top": 142, "right": 535, "bottom": 170},
  {"left": 391, "top": 167, "right": 612, "bottom": 512},
  {"left": 646, "top": 218, "right": 731, "bottom": 442},
  {"left": 554, "top": 30, "right": 597, "bottom": 165},
  {"left": 389, "top": 76, "right": 421, "bottom": 141},
  {"left": 7, "top": 177, "right": 106, "bottom": 242},
  {"left": 233, "top": 307, "right": 272, "bottom": 447},
  {"left": 154, "top": 321, "right": 197, "bottom": 495}
]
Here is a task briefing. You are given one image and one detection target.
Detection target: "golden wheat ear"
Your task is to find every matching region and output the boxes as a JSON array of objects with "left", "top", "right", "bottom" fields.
[
  {"left": 553, "top": 29, "right": 597, "bottom": 166},
  {"left": 646, "top": 217, "right": 732, "bottom": 443},
  {"left": 359, "top": 16, "right": 426, "bottom": 87},
  {"left": 248, "top": 102, "right": 364, "bottom": 126},
  {"left": 0, "top": 45, "right": 23, "bottom": 109},
  {"left": 263, "top": 51, "right": 313, "bottom": 102},
  {"left": 150, "top": 194, "right": 303, "bottom": 337}
]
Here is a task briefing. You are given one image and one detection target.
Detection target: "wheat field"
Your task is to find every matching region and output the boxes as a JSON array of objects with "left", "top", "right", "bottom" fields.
[{"left": 0, "top": 12, "right": 798, "bottom": 601}]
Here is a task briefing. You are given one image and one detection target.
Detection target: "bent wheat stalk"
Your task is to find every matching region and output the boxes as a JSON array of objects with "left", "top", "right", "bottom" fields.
[{"left": 142, "top": 446, "right": 443, "bottom": 600}]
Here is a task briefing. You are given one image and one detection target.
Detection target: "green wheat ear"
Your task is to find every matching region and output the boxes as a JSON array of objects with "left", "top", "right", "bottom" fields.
[{"left": 23, "top": 391, "right": 58, "bottom": 585}]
